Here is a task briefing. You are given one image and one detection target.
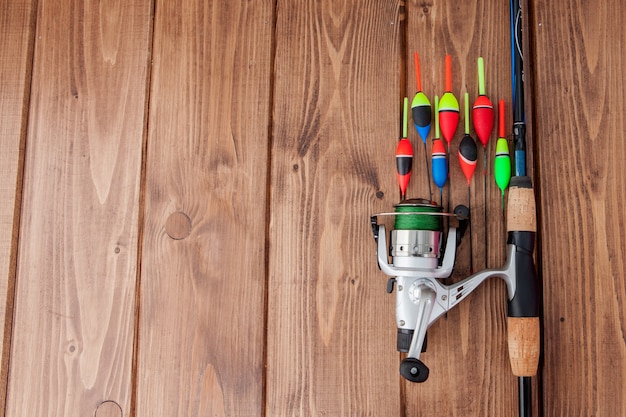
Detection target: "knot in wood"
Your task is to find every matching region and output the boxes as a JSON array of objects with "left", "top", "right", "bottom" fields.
[
  {"left": 165, "top": 212, "right": 192, "bottom": 240},
  {"left": 94, "top": 401, "right": 122, "bottom": 417}
]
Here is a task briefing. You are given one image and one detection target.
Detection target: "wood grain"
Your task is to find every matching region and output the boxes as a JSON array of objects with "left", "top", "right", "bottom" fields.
[
  {"left": 405, "top": 0, "right": 518, "bottom": 415},
  {"left": 531, "top": 0, "right": 626, "bottom": 415},
  {"left": 5, "top": 0, "right": 152, "bottom": 415},
  {"left": 135, "top": 1, "right": 273, "bottom": 416},
  {"left": 266, "top": 1, "right": 403, "bottom": 415},
  {"left": 0, "top": 0, "right": 36, "bottom": 413},
  {"left": 2, "top": 0, "right": 625, "bottom": 416}
]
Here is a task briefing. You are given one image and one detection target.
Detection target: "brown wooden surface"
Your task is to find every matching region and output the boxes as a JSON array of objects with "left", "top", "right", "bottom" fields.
[
  {"left": 531, "top": 1, "right": 626, "bottom": 415},
  {"left": 266, "top": 1, "right": 402, "bottom": 415},
  {"left": 136, "top": 1, "right": 273, "bottom": 416},
  {"left": 0, "top": 0, "right": 624, "bottom": 416},
  {"left": 5, "top": 0, "right": 151, "bottom": 415},
  {"left": 0, "top": 0, "right": 36, "bottom": 413}
]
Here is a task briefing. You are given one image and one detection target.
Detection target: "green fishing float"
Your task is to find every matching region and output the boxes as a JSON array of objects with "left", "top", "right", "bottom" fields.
[{"left": 494, "top": 100, "right": 511, "bottom": 209}]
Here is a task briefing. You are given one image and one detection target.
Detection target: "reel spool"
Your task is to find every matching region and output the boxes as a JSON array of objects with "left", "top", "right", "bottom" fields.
[{"left": 391, "top": 199, "right": 443, "bottom": 266}]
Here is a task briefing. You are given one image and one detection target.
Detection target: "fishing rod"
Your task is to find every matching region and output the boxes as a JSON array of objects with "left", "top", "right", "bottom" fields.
[
  {"left": 511, "top": 0, "right": 526, "bottom": 177},
  {"left": 509, "top": 0, "right": 540, "bottom": 416}
]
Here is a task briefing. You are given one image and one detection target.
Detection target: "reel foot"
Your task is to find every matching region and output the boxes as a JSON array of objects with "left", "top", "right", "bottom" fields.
[{"left": 400, "top": 357, "right": 429, "bottom": 382}]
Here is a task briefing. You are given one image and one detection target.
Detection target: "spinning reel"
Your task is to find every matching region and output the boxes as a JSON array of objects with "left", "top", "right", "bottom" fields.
[{"left": 370, "top": 178, "right": 539, "bottom": 383}]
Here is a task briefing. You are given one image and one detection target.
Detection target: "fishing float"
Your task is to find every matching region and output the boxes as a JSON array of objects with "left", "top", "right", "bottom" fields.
[
  {"left": 438, "top": 54, "right": 460, "bottom": 150},
  {"left": 438, "top": 54, "right": 459, "bottom": 211},
  {"left": 494, "top": 100, "right": 511, "bottom": 212},
  {"left": 396, "top": 97, "right": 413, "bottom": 201},
  {"left": 472, "top": 57, "right": 495, "bottom": 268},
  {"left": 458, "top": 93, "right": 478, "bottom": 273},
  {"left": 411, "top": 52, "right": 433, "bottom": 201},
  {"left": 431, "top": 95, "right": 447, "bottom": 207}
]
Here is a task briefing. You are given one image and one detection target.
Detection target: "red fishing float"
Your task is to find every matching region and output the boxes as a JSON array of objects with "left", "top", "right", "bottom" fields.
[
  {"left": 472, "top": 57, "right": 495, "bottom": 149},
  {"left": 396, "top": 138, "right": 413, "bottom": 201},
  {"left": 396, "top": 97, "right": 412, "bottom": 201},
  {"left": 472, "top": 57, "right": 495, "bottom": 269},
  {"left": 459, "top": 93, "right": 478, "bottom": 186},
  {"left": 438, "top": 55, "right": 459, "bottom": 148},
  {"left": 458, "top": 93, "right": 478, "bottom": 272}
]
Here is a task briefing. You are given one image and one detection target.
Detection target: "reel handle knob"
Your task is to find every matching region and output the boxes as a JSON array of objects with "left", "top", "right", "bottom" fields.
[{"left": 400, "top": 357, "right": 429, "bottom": 383}]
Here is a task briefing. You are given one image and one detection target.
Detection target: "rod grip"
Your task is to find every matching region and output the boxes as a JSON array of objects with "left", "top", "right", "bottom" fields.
[
  {"left": 506, "top": 176, "right": 540, "bottom": 377},
  {"left": 506, "top": 176, "right": 535, "bottom": 233},
  {"left": 507, "top": 317, "right": 540, "bottom": 377}
]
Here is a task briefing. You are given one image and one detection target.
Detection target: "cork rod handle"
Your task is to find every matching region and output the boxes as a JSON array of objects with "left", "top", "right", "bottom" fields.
[{"left": 506, "top": 176, "right": 540, "bottom": 377}]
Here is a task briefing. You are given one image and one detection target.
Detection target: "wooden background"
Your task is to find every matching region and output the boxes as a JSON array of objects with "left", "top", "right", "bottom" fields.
[{"left": 0, "top": 0, "right": 624, "bottom": 416}]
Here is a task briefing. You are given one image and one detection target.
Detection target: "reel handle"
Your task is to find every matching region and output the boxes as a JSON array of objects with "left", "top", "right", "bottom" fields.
[
  {"left": 506, "top": 176, "right": 540, "bottom": 377},
  {"left": 400, "top": 357, "right": 429, "bottom": 383}
]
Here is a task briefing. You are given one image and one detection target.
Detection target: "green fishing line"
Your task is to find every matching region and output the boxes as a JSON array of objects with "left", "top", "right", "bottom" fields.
[{"left": 394, "top": 204, "right": 442, "bottom": 231}]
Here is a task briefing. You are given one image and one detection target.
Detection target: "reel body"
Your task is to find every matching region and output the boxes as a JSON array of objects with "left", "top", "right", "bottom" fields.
[{"left": 371, "top": 199, "right": 517, "bottom": 382}]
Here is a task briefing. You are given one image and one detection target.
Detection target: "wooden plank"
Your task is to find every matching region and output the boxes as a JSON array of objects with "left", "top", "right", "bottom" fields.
[
  {"left": 531, "top": 1, "right": 626, "bottom": 415},
  {"left": 403, "top": 1, "right": 520, "bottom": 415},
  {"left": 135, "top": 1, "right": 273, "bottom": 416},
  {"left": 0, "top": 0, "right": 36, "bottom": 412},
  {"left": 266, "top": 1, "right": 403, "bottom": 415},
  {"left": 6, "top": 0, "right": 152, "bottom": 415}
]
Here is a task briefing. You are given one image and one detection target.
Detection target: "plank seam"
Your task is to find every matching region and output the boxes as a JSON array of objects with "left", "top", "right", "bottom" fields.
[
  {"left": 129, "top": 0, "right": 157, "bottom": 415},
  {"left": 262, "top": 1, "right": 279, "bottom": 416},
  {"left": 1, "top": 0, "right": 40, "bottom": 415}
]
